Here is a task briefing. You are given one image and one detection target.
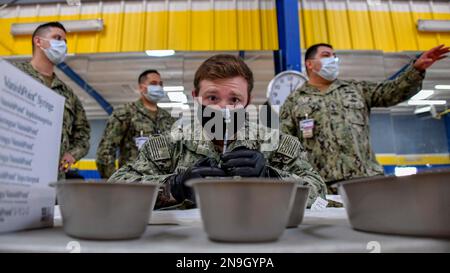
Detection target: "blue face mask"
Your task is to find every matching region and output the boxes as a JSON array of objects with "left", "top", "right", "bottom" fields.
[
  {"left": 315, "top": 57, "right": 339, "bottom": 81},
  {"left": 145, "top": 85, "right": 165, "bottom": 102},
  {"left": 40, "top": 38, "right": 67, "bottom": 65}
]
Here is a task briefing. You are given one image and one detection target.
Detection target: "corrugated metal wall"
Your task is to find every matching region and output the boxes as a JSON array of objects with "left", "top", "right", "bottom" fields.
[
  {"left": 300, "top": 0, "right": 450, "bottom": 52},
  {"left": 0, "top": 0, "right": 279, "bottom": 55},
  {"left": 0, "top": 0, "right": 449, "bottom": 56}
]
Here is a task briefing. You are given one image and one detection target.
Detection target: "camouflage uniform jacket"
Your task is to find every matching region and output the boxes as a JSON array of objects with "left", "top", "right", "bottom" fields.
[
  {"left": 280, "top": 64, "right": 425, "bottom": 183},
  {"left": 14, "top": 62, "right": 91, "bottom": 179},
  {"left": 108, "top": 119, "right": 327, "bottom": 208},
  {"left": 96, "top": 99, "right": 176, "bottom": 178}
]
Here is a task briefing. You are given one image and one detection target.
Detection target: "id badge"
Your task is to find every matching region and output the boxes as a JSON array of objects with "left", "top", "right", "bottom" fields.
[
  {"left": 299, "top": 118, "right": 314, "bottom": 139},
  {"left": 134, "top": 136, "right": 149, "bottom": 150}
]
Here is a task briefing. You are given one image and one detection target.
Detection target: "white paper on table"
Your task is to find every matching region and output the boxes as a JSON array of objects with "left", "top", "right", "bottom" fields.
[
  {"left": 326, "top": 195, "right": 343, "bottom": 204},
  {"left": 305, "top": 207, "right": 347, "bottom": 219},
  {"left": 53, "top": 205, "right": 62, "bottom": 226},
  {"left": 0, "top": 59, "right": 65, "bottom": 233}
]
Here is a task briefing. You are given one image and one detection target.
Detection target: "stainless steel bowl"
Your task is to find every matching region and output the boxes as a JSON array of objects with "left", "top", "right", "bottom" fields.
[
  {"left": 338, "top": 171, "right": 450, "bottom": 237},
  {"left": 286, "top": 186, "right": 310, "bottom": 228},
  {"left": 186, "top": 178, "right": 296, "bottom": 242},
  {"left": 51, "top": 180, "right": 160, "bottom": 240}
]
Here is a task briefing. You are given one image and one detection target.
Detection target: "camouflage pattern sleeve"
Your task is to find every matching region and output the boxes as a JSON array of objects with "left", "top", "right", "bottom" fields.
[
  {"left": 268, "top": 134, "right": 327, "bottom": 207},
  {"left": 95, "top": 107, "right": 130, "bottom": 178},
  {"left": 357, "top": 63, "right": 425, "bottom": 108},
  {"left": 108, "top": 134, "right": 175, "bottom": 184},
  {"left": 67, "top": 94, "right": 91, "bottom": 161},
  {"left": 279, "top": 95, "right": 298, "bottom": 137}
]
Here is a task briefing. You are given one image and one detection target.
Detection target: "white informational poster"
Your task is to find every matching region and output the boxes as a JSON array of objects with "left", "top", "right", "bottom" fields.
[{"left": 0, "top": 59, "right": 65, "bottom": 233}]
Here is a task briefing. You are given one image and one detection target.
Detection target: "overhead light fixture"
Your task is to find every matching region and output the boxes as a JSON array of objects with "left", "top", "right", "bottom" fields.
[
  {"left": 11, "top": 19, "right": 103, "bottom": 36},
  {"left": 145, "top": 50, "right": 175, "bottom": 57},
  {"left": 417, "top": 19, "right": 450, "bottom": 32},
  {"left": 163, "top": 86, "right": 184, "bottom": 92},
  {"left": 435, "top": 85, "right": 450, "bottom": 90},
  {"left": 157, "top": 102, "right": 189, "bottom": 109},
  {"left": 408, "top": 100, "right": 446, "bottom": 105},
  {"left": 167, "top": 92, "right": 188, "bottom": 103},
  {"left": 409, "top": 90, "right": 434, "bottom": 101}
]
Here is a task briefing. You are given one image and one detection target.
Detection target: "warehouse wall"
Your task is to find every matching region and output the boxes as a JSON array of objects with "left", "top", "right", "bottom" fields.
[
  {"left": 371, "top": 111, "right": 449, "bottom": 165},
  {"left": 299, "top": 0, "right": 450, "bottom": 51},
  {"left": 370, "top": 112, "right": 449, "bottom": 155},
  {"left": 390, "top": 113, "right": 448, "bottom": 154},
  {"left": 371, "top": 112, "right": 450, "bottom": 174},
  {"left": 84, "top": 119, "right": 107, "bottom": 159},
  {"left": 1, "top": 0, "right": 449, "bottom": 56},
  {"left": 0, "top": 0, "right": 279, "bottom": 55}
]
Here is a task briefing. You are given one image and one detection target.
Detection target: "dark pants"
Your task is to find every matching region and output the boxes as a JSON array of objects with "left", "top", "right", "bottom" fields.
[{"left": 65, "top": 169, "right": 85, "bottom": 180}]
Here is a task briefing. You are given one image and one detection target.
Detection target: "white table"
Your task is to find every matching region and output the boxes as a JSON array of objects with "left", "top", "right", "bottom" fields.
[{"left": 0, "top": 208, "right": 449, "bottom": 253}]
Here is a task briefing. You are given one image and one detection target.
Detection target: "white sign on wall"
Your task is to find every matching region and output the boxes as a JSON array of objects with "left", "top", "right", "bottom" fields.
[{"left": 0, "top": 59, "right": 65, "bottom": 233}]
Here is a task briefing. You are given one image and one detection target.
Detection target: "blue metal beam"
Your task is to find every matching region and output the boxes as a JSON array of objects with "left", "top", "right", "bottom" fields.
[
  {"left": 57, "top": 62, "right": 113, "bottom": 115},
  {"left": 239, "top": 50, "right": 245, "bottom": 60},
  {"left": 273, "top": 0, "right": 302, "bottom": 74},
  {"left": 388, "top": 53, "right": 422, "bottom": 80}
]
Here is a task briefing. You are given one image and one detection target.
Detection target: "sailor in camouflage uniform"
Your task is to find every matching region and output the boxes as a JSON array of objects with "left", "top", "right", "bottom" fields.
[
  {"left": 96, "top": 69, "right": 176, "bottom": 178},
  {"left": 13, "top": 22, "right": 91, "bottom": 180},
  {"left": 280, "top": 43, "right": 449, "bottom": 190},
  {"left": 109, "top": 54, "right": 326, "bottom": 209}
]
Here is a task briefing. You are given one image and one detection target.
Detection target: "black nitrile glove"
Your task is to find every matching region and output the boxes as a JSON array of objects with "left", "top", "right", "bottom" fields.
[
  {"left": 168, "top": 157, "right": 226, "bottom": 203},
  {"left": 221, "top": 148, "right": 267, "bottom": 177}
]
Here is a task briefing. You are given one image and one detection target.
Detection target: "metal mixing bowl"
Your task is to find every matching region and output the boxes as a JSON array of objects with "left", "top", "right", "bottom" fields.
[
  {"left": 50, "top": 180, "right": 160, "bottom": 240},
  {"left": 186, "top": 178, "right": 296, "bottom": 242},
  {"left": 338, "top": 171, "right": 450, "bottom": 237},
  {"left": 286, "top": 186, "right": 310, "bottom": 228}
]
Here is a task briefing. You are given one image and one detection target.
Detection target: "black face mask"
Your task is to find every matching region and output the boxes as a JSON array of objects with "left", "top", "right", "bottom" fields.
[{"left": 198, "top": 104, "right": 246, "bottom": 140}]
